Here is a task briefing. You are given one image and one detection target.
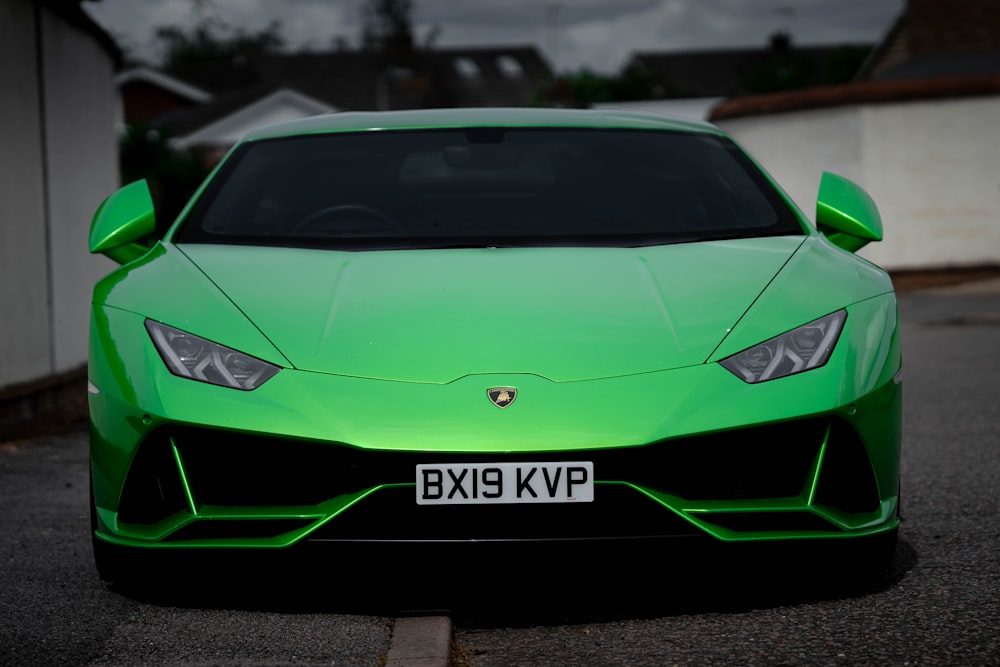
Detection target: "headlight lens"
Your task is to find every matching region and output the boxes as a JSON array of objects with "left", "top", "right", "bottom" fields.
[
  {"left": 145, "top": 320, "right": 280, "bottom": 390},
  {"left": 720, "top": 310, "right": 846, "bottom": 383}
]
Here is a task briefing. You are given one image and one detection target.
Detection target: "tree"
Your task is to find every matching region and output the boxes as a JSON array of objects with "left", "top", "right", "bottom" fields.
[
  {"left": 155, "top": 18, "right": 284, "bottom": 67},
  {"left": 532, "top": 69, "right": 660, "bottom": 107},
  {"left": 122, "top": 14, "right": 287, "bottom": 227},
  {"left": 822, "top": 46, "right": 873, "bottom": 85},
  {"left": 361, "top": 0, "right": 415, "bottom": 54},
  {"left": 118, "top": 125, "right": 210, "bottom": 234}
]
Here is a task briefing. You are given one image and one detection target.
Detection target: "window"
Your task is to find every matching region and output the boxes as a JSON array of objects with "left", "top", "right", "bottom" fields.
[
  {"left": 496, "top": 55, "right": 524, "bottom": 78},
  {"left": 178, "top": 128, "right": 802, "bottom": 250},
  {"left": 453, "top": 57, "right": 481, "bottom": 79}
]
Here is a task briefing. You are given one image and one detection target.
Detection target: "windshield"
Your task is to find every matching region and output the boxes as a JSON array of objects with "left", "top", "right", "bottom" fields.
[{"left": 176, "top": 128, "right": 802, "bottom": 249}]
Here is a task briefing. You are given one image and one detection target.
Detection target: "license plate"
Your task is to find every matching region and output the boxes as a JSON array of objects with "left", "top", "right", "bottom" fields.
[{"left": 416, "top": 462, "right": 594, "bottom": 505}]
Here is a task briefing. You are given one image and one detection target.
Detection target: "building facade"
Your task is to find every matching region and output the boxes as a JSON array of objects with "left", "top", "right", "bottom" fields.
[{"left": 0, "top": 0, "right": 120, "bottom": 430}]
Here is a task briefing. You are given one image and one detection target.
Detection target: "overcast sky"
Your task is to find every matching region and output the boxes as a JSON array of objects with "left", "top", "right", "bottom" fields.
[{"left": 84, "top": 0, "right": 905, "bottom": 74}]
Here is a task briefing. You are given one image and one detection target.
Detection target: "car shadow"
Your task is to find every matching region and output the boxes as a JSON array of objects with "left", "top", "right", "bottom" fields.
[{"left": 105, "top": 537, "right": 918, "bottom": 626}]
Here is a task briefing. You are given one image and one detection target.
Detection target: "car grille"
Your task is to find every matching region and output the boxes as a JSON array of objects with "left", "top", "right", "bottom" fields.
[
  {"left": 116, "top": 417, "right": 882, "bottom": 538},
  {"left": 307, "top": 485, "right": 703, "bottom": 542}
]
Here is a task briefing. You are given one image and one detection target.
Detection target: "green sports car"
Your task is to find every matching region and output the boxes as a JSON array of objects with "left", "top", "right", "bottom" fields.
[{"left": 88, "top": 108, "right": 900, "bottom": 582}]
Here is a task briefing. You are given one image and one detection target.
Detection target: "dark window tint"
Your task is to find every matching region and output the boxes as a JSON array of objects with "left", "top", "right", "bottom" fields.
[{"left": 176, "top": 128, "right": 802, "bottom": 249}]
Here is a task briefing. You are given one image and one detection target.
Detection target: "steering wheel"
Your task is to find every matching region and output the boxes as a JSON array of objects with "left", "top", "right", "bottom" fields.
[{"left": 290, "top": 204, "right": 400, "bottom": 236}]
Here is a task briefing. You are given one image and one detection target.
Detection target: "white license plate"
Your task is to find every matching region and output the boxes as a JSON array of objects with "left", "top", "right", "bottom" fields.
[{"left": 416, "top": 462, "right": 594, "bottom": 505}]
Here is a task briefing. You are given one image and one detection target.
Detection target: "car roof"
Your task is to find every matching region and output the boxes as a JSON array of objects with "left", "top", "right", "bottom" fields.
[{"left": 243, "top": 107, "right": 723, "bottom": 143}]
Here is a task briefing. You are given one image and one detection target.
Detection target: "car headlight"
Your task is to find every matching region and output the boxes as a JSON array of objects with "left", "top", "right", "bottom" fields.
[
  {"left": 145, "top": 320, "right": 280, "bottom": 390},
  {"left": 720, "top": 310, "right": 846, "bottom": 383}
]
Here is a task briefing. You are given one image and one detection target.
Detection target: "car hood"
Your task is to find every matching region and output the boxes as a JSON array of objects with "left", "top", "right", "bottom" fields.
[{"left": 180, "top": 238, "right": 804, "bottom": 383}]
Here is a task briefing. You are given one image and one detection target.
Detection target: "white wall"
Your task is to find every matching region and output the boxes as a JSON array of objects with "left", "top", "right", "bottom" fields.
[
  {"left": 0, "top": 1, "right": 52, "bottom": 388},
  {"left": 0, "top": 2, "right": 117, "bottom": 392},
  {"left": 41, "top": 9, "right": 118, "bottom": 375},
  {"left": 717, "top": 95, "right": 1000, "bottom": 270}
]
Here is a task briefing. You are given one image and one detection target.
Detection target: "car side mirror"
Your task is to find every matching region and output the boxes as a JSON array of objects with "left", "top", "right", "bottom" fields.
[
  {"left": 815, "top": 172, "right": 883, "bottom": 253},
  {"left": 89, "top": 180, "right": 157, "bottom": 265}
]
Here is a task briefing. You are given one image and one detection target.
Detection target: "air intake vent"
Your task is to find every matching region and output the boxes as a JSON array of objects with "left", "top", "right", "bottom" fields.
[
  {"left": 814, "top": 420, "right": 881, "bottom": 514},
  {"left": 118, "top": 433, "right": 187, "bottom": 524}
]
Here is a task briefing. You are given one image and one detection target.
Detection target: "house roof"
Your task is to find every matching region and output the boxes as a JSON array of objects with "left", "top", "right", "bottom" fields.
[
  {"left": 858, "top": 0, "right": 1000, "bottom": 81},
  {"left": 162, "top": 46, "right": 551, "bottom": 111},
  {"left": 115, "top": 67, "right": 212, "bottom": 103},
  {"left": 154, "top": 84, "right": 281, "bottom": 137},
  {"left": 711, "top": 74, "right": 1000, "bottom": 121},
  {"left": 869, "top": 51, "right": 1000, "bottom": 81},
  {"left": 710, "top": 0, "right": 1000, "bottom": 121},
  {"left": 624, "top": 37, "right": 872, "bottom": 98},
  {"left": 139, "top": 45, "right": 552, "bottom": 150},
  {"left": 170, "top": 88, "right": 337, "bottom": 149}
]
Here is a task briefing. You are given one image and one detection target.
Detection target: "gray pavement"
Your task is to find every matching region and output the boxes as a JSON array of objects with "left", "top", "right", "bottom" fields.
[
  {"left": 0, "top": 433, "right": 399, "bottom": 666},
  {"left": 917, "top": 275, "right": 1000, "bottom": 295}
]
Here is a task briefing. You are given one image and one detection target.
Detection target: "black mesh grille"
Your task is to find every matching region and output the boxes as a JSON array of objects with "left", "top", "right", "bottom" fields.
[
  {"left": 118, "top": 435, "right": 188, "bottom": 524},
  {"left": 117, "top": 417, "right": 881, "bottom": 530},
  {"left": 175, "top": 434, "right": 352, "bottom": 507},
  {"left": 618, "top": 419, "right": 827, "bottom": 500},
  {"left": 813, "top": 420, "right": 881, "bottom": 514},
  {"left": 696, "top": 511, "right": 838, "bottom": 534},
  {"left": 164, "top": 519, "right": 314, "bottom": 542},
  {"left": 161, "top": 419, "right": 830, "bottom": 506},
  {"left": 307, "top": 485, "right": 702, "bottom": 542}
]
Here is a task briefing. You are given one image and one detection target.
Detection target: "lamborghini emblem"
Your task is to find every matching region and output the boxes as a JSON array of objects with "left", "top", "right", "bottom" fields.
[{"left": 487, "top": 387, "right": 517, "bottom": 408}]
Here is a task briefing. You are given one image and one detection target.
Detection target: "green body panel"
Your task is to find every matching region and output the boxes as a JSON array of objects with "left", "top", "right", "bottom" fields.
[
  {"left": 89, "top": 288, "right": 900, "bottom": 546},
  {"left": 709, "top": 236, "right": 894, "bottom": 361},
  {"left": 176, "top": 238, "right": 804, "bottom": 383},
  {"left": 88, "top": 108, "right": 900, "bottom": 554},
  {"left": 89, "top": 179, "right": 156, "bottom": 265},
  {"left": 92, "top": 244, "right": 289, "bottom": 367},
  {"left": 816, "top": 171, "right": 884, "bottom": 252},
  {"left": 91, "top": 296, "right": 897, "bottom": 452}
]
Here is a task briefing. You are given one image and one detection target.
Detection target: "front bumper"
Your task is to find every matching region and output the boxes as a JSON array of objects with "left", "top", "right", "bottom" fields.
[{"left": 89, "top": 293, "right": 901, "bottom": 550}]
